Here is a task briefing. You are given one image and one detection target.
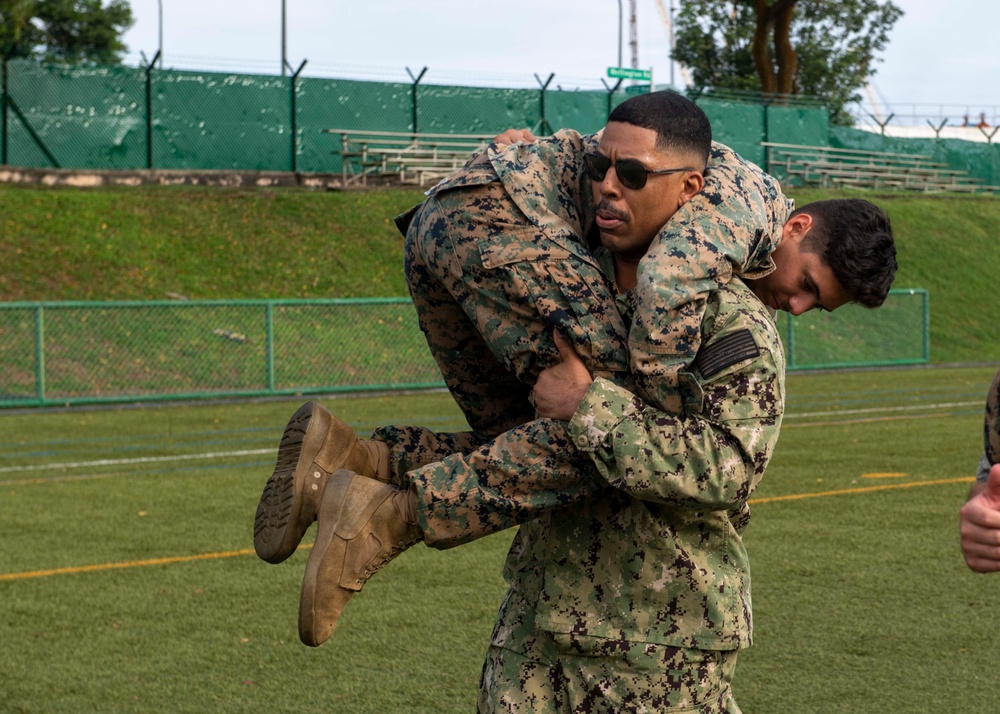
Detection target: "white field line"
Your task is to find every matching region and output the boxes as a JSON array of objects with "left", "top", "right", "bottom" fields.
[
  {"left": 0, "top": 399, "right": 982, "bottom": 478},
  {"left": 784, "top": 399, "right": 980, "bottom": 420},
  {"left": 0, "top": 448, "right": 273, "bottom": 474}
]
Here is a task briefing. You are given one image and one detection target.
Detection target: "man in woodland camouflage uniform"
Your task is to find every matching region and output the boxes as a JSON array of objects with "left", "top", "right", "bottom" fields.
[
  {"left": 254, "top": 92, "right": 896, "bottom": 711},
  {"left": 959, "top": 368, "right": 1000, "bottom": 572}
]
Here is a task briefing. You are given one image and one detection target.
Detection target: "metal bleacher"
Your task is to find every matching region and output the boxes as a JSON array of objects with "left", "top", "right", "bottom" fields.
[
  {"left": 324, "top": 129, "right": 494, "bottom": 187},
  {"left": 762, "top": 142, "right": 999, "bottom": 194}
]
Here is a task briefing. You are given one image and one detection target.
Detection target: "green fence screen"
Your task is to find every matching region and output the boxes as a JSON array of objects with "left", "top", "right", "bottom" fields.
[
  {"left": 2, "top": 58, "right": 834, "bottom": 175},
  {"left": 0, "top": 291, "right": 928, "bottom": 409},
  {"left": 830, "top": 126, "right": 1000, "bottom": 185}
]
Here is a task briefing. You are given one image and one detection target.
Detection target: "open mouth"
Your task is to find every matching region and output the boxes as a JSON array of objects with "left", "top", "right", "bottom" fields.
[{"left": 595, "top": 201, "right": 628, "bottom": 229}]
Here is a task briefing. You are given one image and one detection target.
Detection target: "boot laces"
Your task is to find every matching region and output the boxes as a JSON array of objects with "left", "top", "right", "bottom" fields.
[{"left": 357, "top": 531, "right": 421, "bottom": 584}]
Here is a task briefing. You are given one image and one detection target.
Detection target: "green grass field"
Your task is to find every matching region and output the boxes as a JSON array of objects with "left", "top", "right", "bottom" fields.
[
  {"left": 2, "top": 183, "right": 1000, "bottom": 363},
  {"left": 2, "top": 364, "right": 997, "bottom": 713}
]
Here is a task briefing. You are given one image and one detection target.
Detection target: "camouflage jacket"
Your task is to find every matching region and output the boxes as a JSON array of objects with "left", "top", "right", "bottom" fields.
[
  {"left": 424, "top": 129, "right": 791, "bottom": 414},
  {"left": 503, "top": 277, "right": 786, "bottom": 649},
  {"left": 419, "top": 131, "right": 790, "bottom": 647}
]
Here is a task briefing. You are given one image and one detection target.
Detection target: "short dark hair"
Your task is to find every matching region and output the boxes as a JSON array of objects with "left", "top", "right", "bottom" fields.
[
  {"left": 795, "top": 198, "right": 897, "bottom": 308},
  {"left": 607, "top": 90, "right": 712, "bottom": 167}
]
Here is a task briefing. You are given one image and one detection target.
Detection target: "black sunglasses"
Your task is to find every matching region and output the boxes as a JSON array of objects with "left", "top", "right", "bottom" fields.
[{"left": 582, "top": 152, "right": 693, "bottom": 190}]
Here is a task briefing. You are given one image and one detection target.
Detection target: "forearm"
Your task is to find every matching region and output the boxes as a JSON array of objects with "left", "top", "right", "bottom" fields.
[
  {"left": 628, "top": 144, "right": 789, "bottom": 413},
  {"left": 567, "top": 377, "right": 777, "bottom": 510}
]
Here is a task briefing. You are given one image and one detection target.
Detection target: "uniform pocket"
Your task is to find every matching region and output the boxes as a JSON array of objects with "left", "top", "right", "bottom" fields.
[{"left": 477, "top": 236, "right": 628, "bottom": 377}]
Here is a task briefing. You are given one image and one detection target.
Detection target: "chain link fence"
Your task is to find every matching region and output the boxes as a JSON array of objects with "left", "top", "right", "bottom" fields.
[
  {"left": 0, "top": 291, "right": 928, "bottom": 409},
  {"left": 776, "top": 289, "right": 929, "bottom": 369},
  {"left": 0, "top": 299, "right": 442, "bottom": 407}
]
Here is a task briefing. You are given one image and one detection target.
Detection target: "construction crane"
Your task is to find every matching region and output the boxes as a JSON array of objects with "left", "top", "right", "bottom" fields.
[
  {"left": 629, "top": 0, "right": 639, "bottom": 69},
  {"left": 655, "top": 0, "right": 690, "bottom": 88},
  {"left": 617, "top": 0, "right": 640, "bottom": 69}
]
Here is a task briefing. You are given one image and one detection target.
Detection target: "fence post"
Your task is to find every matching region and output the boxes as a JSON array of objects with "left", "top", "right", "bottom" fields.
[
  {"left": 601, "top": 78, "right": 623, "bottom": 118},
  {"left": 265, "top": 302, "right": 275, "bottom": 393},
  {"left": 922, "top": 291, "right": 931, "bottom": 363},
  {"left": 146, "top": 50, "right": 161, "bottom": 170},
  {"left": 406, "top": 66, "right": 427, "bottom": 134},
  {"left": 785, "top": 313, "right": 796, "bottom": 370},
  {"left": 2, "top": 56, "right": 7, "bottom": 165},
  {"left": 978, "top": 125, "right": 1000, "bottom": 144},
  {"left": 35, "top": 305, "right": 46, "bottom": 403},
  {"left": 762, "top": 94, "right": 776, "bottom": 173},
  {"left": 926, "top": 118, "right": 948, "bottom": 139},
  {"left": 534, "top": 72, "right": 554, "bottom": 135},
  {"left": 290, "top": 59, "right": 307, "bottom": 173},
  {"left": 867, "top": 112, "right": 895, "bottom": 136}
]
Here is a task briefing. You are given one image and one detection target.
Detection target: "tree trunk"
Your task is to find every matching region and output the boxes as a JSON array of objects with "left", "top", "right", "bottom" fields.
[
  {"left": 752, "top": 0, "right": 777, "bottom": 93},
  {"left": 752, "top": 0, "right": 799, "bottom": 96},
  {"left": 773, "top": 0, "right": 799, "bottom": 94}
]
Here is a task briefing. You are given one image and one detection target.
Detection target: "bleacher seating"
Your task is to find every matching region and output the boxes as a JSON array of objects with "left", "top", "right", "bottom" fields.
[
  {"left": 762, "top": 142, "right": 999, "bottom": 194},
  {"left": 324, "top": 129, "right": 494, "bottom": 187}
]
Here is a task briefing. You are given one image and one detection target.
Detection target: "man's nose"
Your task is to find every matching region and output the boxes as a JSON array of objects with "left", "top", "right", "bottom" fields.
[
  {"left": 599, "top": 168, "right": 623, "bottom": 197},
  {"left": 789, "top": 294, "right": 816, "bottom": 316}
]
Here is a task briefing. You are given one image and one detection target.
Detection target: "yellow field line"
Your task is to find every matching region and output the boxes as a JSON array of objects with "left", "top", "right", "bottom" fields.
[
  {"left": 0, "top": 544, "right": 306, "bottom": 582},
  {"left": 1, "top": 477, "right": 976, "bottom": 581},
  {"left": 749, "top": 476, "right": 974, "bottom": 504}
]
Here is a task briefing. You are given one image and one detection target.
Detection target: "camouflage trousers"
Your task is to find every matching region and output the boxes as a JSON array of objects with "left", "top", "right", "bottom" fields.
[
  {"left": 371, "top": 418, "right": 604, "bottom": 548},
  {"left": 986, "top": 368, "right": 1000, "bottom": 465},
  {"left": 403, "top": 181, "right": 631, "bottom": 440},
  {"left": 476, "top": 588, "right": 741, "bottom": 714},
  {"left": 394, "top": 181, "right": 633, "bottom": 545}
]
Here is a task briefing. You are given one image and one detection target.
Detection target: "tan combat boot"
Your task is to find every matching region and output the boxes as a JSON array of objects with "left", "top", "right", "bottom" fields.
[
  {"left": 253, "top": 401, "right": 391, "bottom": 564},
  {"left": 987, "top": 369, "right": 1000, "bottom": 465},
  {"left": 299, "top": 469, "right": 422, "bottom": 647}
]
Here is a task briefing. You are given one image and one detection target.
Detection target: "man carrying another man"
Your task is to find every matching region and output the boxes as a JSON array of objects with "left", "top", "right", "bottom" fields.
[{"left": 253, "top": 91, "right": 897, "bottom": 711}]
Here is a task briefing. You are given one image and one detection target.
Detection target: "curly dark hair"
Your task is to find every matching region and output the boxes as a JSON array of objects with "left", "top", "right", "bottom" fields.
[{"left": 795, "top": 198, "right": 897, "bottom": 308}]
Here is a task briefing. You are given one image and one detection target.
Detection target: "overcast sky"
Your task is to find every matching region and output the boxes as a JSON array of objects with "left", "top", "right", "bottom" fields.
[{"left": 121, "top": 0, "right": 1000, "bottom": 120}]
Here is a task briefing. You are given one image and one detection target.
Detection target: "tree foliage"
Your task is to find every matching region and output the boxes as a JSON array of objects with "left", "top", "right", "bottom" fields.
[
  {"left": 0, "top": 0, "right": 134, "bottom": 64},
  {"left": 673, "top": 0, "right": 903, "bottom": 124}
]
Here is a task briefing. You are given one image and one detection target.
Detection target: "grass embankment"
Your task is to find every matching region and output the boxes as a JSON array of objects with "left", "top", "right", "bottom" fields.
[
  {"left": 1, "top": 183, "right": 997, "bottom": 362},
  {"left": 0, "top": 184, "right": 427, "bottom": 301}
]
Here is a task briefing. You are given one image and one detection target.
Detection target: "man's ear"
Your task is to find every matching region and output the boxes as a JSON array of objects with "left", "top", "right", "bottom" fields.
[
  {"left": 678, "top": 171, "right": 705, "bottom": 208},
  {"left": 784, "top": 212, "right": 814, "bottom": 244}
]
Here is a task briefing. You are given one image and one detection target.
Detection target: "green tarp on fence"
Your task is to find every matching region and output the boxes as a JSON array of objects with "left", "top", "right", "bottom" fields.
[{"left": 2, "top": 58, "right": 834, "bottom": 175}]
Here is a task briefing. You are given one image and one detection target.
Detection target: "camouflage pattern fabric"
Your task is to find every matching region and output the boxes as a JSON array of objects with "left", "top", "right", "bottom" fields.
[
  {"left": 477, "top": 589, "right": 741, "bottom": 714},
  {"left": 986, "top": 368, "right": 1000, "bottom": 465},
  {"left": 404, "top": 176, "right": 629, "bottom": 440},
  {"left": 374, "top": 416, "right": 601, "bottom": 546},
  {"left": 377, "top": 131, "right": 789, "bottom": 698},
  {"left": 378, "top": 278, "right": 784, "bottom": 650},
  {"left": 406, "top": 129, "right": 789, "bottom": 420}
]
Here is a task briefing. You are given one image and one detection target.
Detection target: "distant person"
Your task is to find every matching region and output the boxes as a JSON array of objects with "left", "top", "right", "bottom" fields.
[
  {"left": 978, "top": 112, "right": 990, "bottom": 128},
  {"left": 959, "top": 368, "right": 1000, "bottom": 572}
]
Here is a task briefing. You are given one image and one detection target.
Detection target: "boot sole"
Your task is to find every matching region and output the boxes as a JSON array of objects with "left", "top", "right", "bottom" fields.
[{"left": 253, "top": 402, "right": 332, "bottom": 564}]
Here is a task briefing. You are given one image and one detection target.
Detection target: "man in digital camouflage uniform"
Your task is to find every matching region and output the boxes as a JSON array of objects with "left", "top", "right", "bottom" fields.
[
  {"left": 254, "top": 92, "right": 897, "bottom": 711},
  {"left": 959, "top": 368, "right": 1000, "bottom": 572}
]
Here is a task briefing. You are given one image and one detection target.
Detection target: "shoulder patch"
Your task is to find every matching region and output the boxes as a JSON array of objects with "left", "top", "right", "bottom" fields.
[{"left": 695, "top": 329, "right": 760, "bottom": 378}]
